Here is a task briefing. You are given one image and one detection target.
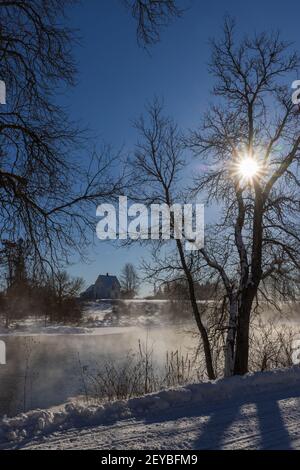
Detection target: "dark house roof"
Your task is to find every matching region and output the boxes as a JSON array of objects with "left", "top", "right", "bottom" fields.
[
  {"left": 95, "top": 274, "right": 121, "bottom": 289},
  {"left": 81, "top": 273, "right": 121, "bottom": 299}
]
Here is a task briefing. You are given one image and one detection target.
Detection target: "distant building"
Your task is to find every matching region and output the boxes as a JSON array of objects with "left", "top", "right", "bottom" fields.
[{"left": 81, "top": 273, "right": 121, "bottom": 300}]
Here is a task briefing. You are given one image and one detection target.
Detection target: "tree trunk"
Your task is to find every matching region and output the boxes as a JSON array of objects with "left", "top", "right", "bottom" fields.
[
  {"left": 224, "top": 296, "right": 238, "bottom": 377},
  {"left": 234, "top": 291, "right": 255, "bottom": 375},
  {"left": 234, "top": 185, "right": 264, "bottom": 375},
  {"left": 190, "top": 296, "right": 216, "bottom": 380},
  {"left": 176, "top": 240, "right": 216, "bottom": 380}
]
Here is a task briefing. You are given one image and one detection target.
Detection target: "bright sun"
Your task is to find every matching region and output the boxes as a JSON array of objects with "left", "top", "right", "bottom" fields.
[{"left": 238, "top": 157, "right": 260, "bottom": 180}]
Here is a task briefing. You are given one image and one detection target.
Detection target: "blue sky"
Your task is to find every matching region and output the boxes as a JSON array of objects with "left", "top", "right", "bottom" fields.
[{"left": 63, "top": 0, "right": 300, "bottom": 294}]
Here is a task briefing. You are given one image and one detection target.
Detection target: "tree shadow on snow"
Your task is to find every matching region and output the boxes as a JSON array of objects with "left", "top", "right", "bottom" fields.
[
  {"left": 139, "top": 385, "right": 298, "bottom": 450},
  {"left": 192, "top": 388, "right": 296, "bottom": 450}
]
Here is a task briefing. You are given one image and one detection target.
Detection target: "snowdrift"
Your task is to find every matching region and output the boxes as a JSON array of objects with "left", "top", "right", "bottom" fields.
[{"left": 1, "top": 366, "right": 300, "bottom": 445}]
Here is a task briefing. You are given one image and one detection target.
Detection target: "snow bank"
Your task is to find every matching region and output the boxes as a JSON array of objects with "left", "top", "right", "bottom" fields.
[{"left": 1, "top": 366, "right": 300, "bottom": 445}]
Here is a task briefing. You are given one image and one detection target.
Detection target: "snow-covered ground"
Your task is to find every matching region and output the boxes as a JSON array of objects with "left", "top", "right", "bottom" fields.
[
  {"left": 0, "top": 301, "right": 111, "bottom": 335},
  {"left": 1, "top": 300, "right": 299, "bottom": 336},
  {"left": 2, "top": 366, "right": 300, "bottom": 450},
  {"left": 0, "top": 300, "right": 176, "bottom": 335}
]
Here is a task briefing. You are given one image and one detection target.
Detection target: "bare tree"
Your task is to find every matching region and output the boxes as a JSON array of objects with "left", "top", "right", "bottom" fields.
[
  {"left": 132, "top": 20, "right": 300, "bottom": 378},
  {"left": 0, "top": 0, "right": 127, "bottom": 274},
  {"left": 186, "top": 18, "right": 300, "bottom": 375},
  {"left": 51, "top": 270, "right": 84, "bottom": 304},
  {"left": 123, "top": 0, "right": 183, "bottom": 46},
  {"left": 120, "top": 263, "right": 139, "bottom": 298},
  {"left": 130, "top": 99, "right": 216, "bottom": 379}
]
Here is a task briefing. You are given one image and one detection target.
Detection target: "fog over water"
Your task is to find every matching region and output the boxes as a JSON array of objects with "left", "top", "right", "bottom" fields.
[
  {"left": 0, "top": 325, "right": 196, "bottom": 416},
  {"left": 0, "top": 300, "right": 299, "bottom": 417}
]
